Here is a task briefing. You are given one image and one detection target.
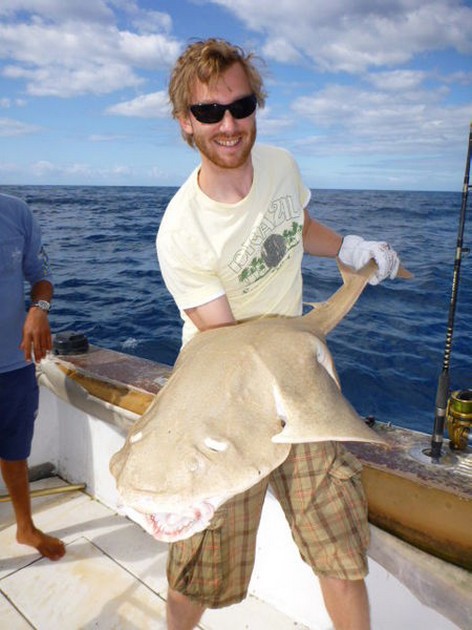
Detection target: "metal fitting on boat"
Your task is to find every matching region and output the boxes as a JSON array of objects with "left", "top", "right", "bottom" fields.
[
  {"left": 447, "top": 389, "right": 472, "bottom": 451},
  {"left": 53, "top": 331, "right": 89, "bottom": 355}
]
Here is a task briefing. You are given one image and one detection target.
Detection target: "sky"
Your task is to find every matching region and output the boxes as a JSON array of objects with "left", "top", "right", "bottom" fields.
[{"left": 1, "top": 0, "right": 471, "bottom": 191}]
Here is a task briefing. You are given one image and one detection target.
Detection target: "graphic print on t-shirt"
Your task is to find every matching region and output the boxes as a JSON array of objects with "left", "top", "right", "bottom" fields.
[{"left": 227, "top": 194, "right": 302, "bottom": 293}]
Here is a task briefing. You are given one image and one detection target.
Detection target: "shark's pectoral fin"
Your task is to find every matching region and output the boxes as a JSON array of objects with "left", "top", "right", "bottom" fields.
[{"left": 271, "top": 363, "right": 387, "bottom": 446}]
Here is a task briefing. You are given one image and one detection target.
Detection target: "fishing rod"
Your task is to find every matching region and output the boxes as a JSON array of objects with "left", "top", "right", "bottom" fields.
[{"left": 430, "top": 123, "right": 471, "bottom": 463}]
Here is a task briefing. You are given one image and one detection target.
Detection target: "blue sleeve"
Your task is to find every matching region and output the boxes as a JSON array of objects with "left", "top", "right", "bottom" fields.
[{"left": 22, "top": 209, "right": 53, "bottom": 286}]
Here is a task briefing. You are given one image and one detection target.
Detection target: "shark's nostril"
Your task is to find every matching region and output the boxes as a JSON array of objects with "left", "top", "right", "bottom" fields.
[{"left": 187, "top": 456, "right": 204, "bottom": 472}]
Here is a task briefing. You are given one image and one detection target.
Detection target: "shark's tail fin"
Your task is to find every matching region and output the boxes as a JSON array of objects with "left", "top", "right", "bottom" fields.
[
  {"left": 397, "top": 265, "right": 413, "bottom": 279},
  {"left": 304, "top": 260, "right": 412, "bottom": 336}
]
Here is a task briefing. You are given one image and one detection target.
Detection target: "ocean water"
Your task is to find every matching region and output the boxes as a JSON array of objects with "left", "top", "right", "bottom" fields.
[{"left": 2, "top": 184, "right": 470, "bottom": 435}]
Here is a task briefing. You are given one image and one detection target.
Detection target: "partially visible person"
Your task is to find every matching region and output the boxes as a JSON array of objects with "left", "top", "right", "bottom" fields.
[{"left": 0, "top": 192, "right": 65, "bottom": 561}]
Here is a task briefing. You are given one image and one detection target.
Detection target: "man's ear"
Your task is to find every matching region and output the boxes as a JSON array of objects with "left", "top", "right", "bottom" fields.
[{"left": 178, "top": 113, "right": 193, "bottom": 137}]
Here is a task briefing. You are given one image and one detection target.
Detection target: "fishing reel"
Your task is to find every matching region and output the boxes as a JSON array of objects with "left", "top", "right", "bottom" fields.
[{"left": 446, "top": 389, "right": 472, "bottom": 451}]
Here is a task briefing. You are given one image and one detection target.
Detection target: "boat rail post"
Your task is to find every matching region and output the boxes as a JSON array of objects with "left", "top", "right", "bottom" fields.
[{"left": 430, "top": 123, "right": 471, "bottom": 462}]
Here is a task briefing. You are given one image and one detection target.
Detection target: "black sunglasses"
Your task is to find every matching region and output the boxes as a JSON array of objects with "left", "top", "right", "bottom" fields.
[{"left": 189, "top": 94, "right": 257, "bottom": 124}]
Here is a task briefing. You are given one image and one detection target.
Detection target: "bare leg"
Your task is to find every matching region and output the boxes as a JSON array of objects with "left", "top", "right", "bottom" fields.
[
  {"left": 166, "top": 588, "right": 205, "bottom": 630},
  {"left": 319, "top": 576, "right": 370, "bottom": 630},
  {"left": 1, "top": 459, "right": 65, "bottom": 561}
]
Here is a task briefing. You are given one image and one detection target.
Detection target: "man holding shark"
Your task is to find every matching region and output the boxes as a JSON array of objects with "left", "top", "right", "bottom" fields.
[{"left": 156, "top": 39, "right": 402, "bottom": 630}]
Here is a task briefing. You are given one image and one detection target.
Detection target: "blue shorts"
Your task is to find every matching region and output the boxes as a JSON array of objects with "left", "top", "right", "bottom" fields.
[{"left": 0, "top": 364, "right": 39, "bottom": 461}]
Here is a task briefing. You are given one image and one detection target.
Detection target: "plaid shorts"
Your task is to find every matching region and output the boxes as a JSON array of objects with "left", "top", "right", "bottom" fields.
[{"left": 167, "top": 441, "right": 369, "bottom": 608}]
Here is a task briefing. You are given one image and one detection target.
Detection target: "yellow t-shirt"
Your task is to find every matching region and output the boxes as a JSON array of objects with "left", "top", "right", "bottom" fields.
[{"left": 156, "top": 144, "right": 311, "bottom": 345}]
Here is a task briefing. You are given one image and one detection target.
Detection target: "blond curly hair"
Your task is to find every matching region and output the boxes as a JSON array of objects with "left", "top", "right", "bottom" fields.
[{"left": 169, "top": 38, "right": 266, "bottom": 147}]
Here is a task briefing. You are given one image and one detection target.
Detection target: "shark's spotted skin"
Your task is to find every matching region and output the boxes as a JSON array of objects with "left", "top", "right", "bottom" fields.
[{"left": 110, "top": 261, "right": 404, "bottom": 541}]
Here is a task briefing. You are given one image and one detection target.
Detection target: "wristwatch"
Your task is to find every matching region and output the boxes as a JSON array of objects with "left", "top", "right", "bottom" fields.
[{"left": 31, "top": 300, "right": 51, "bottom": 313}]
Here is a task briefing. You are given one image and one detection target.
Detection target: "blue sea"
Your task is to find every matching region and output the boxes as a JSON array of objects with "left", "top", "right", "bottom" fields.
[{"left": 2, "top": 185, "right": 470, "bottom": 435}]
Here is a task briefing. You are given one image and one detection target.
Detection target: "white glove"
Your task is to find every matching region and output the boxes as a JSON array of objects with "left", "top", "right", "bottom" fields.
[{"left": 338, "top": 234, "right": 400, "bottom": 286}]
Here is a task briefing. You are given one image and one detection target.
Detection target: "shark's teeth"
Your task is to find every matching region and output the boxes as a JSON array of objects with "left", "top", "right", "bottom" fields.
[{"left": 146, "top": 501, "right": 216, "bottom": 542}]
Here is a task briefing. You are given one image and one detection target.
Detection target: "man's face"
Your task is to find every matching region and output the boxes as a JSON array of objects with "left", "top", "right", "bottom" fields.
[{"left": 179, "top": 62, "right": 257, "bottom": 170}]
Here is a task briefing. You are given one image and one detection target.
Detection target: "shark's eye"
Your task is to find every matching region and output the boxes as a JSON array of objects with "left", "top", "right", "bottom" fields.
[{"left": 204, "top": 437, "right": 228, "bottom": 452}]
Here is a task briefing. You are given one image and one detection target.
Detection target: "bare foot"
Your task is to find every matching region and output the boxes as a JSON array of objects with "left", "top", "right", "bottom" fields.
[{"left": 17, "top": 528, "right": 66, "bottom": 561}]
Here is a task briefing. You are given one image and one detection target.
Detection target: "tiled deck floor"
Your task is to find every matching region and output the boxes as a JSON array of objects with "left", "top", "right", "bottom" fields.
[{"left": 0, "top": 478, "right": 309, "bottom": 630}]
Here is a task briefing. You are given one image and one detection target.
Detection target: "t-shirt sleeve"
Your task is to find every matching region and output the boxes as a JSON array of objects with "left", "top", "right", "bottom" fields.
[
  {"left": 289, "top": 151, "right": 311, "bottom": 210},
  {"left": 22, "top": 205, "right": 53, "bottom": 287},
  {"left": 156, "top": 228, "right": 225, "bottom": 311}
]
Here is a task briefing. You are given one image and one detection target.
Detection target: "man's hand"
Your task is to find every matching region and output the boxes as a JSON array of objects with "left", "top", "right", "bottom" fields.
[
  {"left": 20, "top": 307, "right": 52, "bottom": 363},
  {"left": 338, "top": 234, "right": 401, "bottom": 286}
]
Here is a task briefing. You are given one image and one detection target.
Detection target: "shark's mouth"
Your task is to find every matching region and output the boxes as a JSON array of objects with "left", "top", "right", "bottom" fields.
[
  {"left": 145, "top": 504, "right": 215, "bottom": 542},
  {"left": 120, "top": 499, "right": 219, "bottom": 543}
]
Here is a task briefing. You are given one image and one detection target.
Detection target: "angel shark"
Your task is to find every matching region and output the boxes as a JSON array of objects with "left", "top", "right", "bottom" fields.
[{"left": 110, "top": 260, "right": 409, "bottom": 543}]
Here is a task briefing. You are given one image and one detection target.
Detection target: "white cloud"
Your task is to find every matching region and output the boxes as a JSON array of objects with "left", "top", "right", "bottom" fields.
[
  {"left": 88, "top": 133, "right": 128, "bottom": 142},
  {"left": 256, "top": 107, "right": 294, "bottom": 136},
  {"left": 366, "top": 70, "right": 428, "bottom": 92},
  {"left": 0, "top": 0, "right": 114, "bottom": 23},
  {"left": 30, "top": 159, "right": 133, "bottom": 180},
  {"left": 0, "top": 5, "right": 181, "bottom": 97},
  {"left": 131, "top": 9, "right": 173, "bottom": 34},
  {"left": 118, "top": 31, "right": 180, "bottom": 69},
  {"left": 291, "top": 83, "right": 471, "bottom": 155},
  {"left": 106, "top": 91, "right": 170, "bottom": 118},
  {"left": 0, "top": 97, "right": 26, "bottom": 108},
  {"left": 208, "top": 0, "right": 472, "bottom": 72},
  {"left": 0, "top": 117, "right": 41, "bottom": 136},
  {"left": 3, "top": 62, "right": 144, "bottom": 97},
  {"left": 0, "top": 156, "right": 135, "bottom": 183},
  {"left": 261, "top": 37, "right": 302, "bottom": 64},
  {"left": 442, "top": 70, "right": 472, "bottom": 85}
]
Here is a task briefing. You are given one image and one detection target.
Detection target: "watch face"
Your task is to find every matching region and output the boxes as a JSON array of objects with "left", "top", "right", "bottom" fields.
[{"left": 34, "top": 300, "right": 51, "bottom": 312}]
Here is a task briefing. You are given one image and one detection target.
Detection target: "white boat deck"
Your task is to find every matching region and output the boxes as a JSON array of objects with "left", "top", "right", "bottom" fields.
[{"left": 0, "top": 477, "right": 309, "bottom": 630}]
